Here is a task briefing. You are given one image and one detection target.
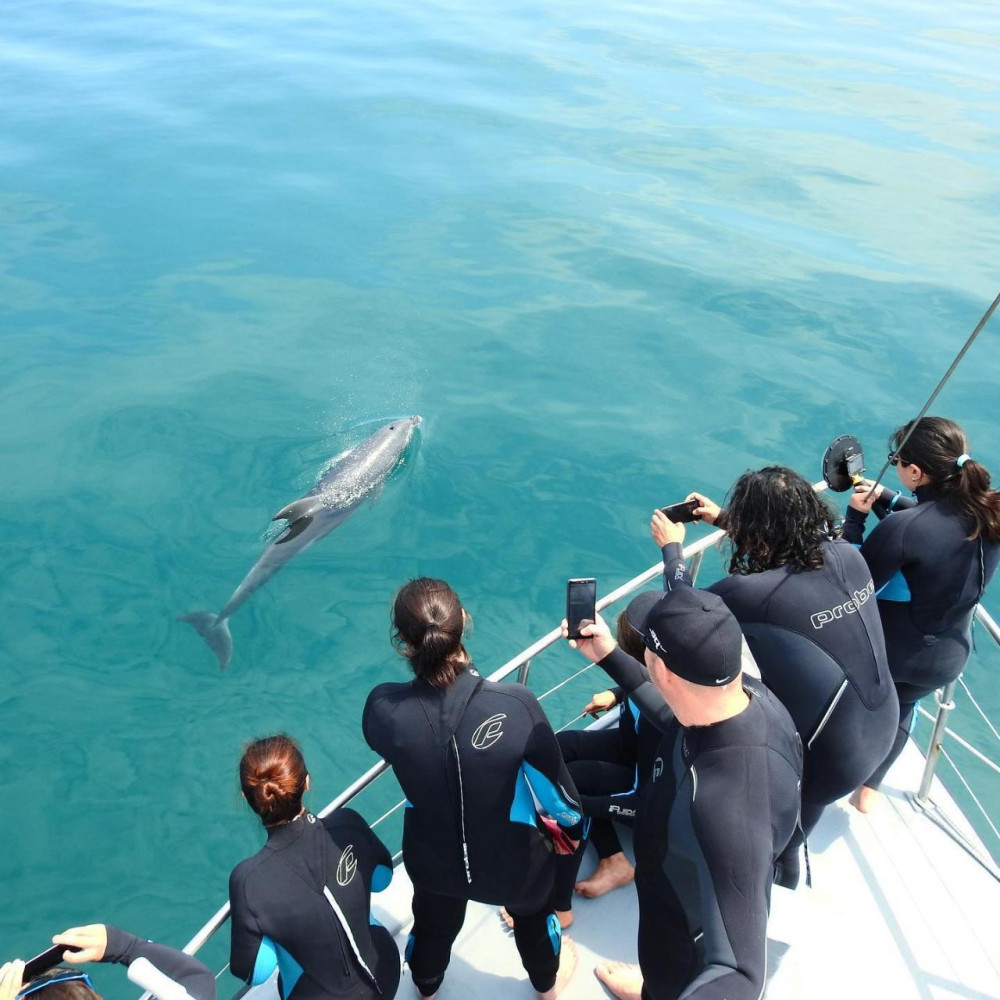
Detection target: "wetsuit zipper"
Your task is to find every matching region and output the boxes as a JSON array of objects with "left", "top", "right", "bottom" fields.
[{"left": 450, "top": 735, "right": 473, "bottom": 884}]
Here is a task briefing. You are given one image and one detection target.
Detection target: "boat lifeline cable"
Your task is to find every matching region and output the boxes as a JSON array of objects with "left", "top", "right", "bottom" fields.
[{"left": 864, "top": 290, "right": 1000, "bottom": 501}]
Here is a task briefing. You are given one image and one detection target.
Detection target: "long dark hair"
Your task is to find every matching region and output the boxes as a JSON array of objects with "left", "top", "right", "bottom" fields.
[
  {"left": 240, "top": 734, "right": 308, "bottom": 827},
  {"left": 893, "top": 416, "right": 1000, "bottom": 542},
  {"left": 392, "top": 578, "right": 469, "bottom": 689},
  {"left": 725, "top": 466, "right": 836, "bottom": 574}
]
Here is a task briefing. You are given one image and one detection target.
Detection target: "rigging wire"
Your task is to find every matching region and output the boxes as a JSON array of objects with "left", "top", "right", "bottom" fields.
[{"left": 865, "top": 290, "right": 1000, "bottom": 499}]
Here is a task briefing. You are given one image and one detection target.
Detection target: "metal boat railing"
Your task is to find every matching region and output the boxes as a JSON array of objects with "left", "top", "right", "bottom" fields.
[{"left": 174, "top": 481, "right": 1000, "bottom": 963}]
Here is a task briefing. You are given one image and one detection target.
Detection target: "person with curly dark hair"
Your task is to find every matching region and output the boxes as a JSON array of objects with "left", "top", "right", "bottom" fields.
[
  {"left": 650, "top": 467, "right": 898, "bottom": 888},
  {"left": 842, "top": 416, "right": 1000, "bottom": 813}
]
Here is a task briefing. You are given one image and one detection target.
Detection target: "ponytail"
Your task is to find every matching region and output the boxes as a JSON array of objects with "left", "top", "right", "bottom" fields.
[
  {"left": 392, "top": 578, "right": 469, "bottom": 689},
  {"left": 892, "top": 416, "right": 1000, "bottom": 543}
]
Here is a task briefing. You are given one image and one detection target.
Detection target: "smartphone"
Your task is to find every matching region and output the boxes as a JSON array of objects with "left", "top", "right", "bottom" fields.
[
  {"left": 660, "top": 499, "right": 701, "bottom": 523},
  {"left": 23, "top": 943, "right": 81, "bottom": 981},
  {"left": 566, "top": 578, "right": 597, "bottom": 640}
]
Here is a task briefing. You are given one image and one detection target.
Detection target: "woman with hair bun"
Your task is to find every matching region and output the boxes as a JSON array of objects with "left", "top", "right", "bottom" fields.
[
  {"left": 363, "top": 578, "right": 582, "bottom": 1000},
  {"left": 843, "top": 416, "right": 1000, "bottom": 812},
  {"left": 653, "top": 466, "right": 898, "bottom": 887},
  {"left": 228, "top": 734, "right": 400, "bottom": 1000}
]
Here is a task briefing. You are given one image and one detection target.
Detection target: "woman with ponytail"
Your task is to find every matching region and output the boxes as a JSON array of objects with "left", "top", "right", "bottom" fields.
[
  {"left": 843, "top": 416, "right": 1000, "bottom": 812},
  {"left": 363, "top": 579, "right": 582, "bottom": 1000},
  {"left": 229, "top": 734, "right": 400, "bottom": 1000}
]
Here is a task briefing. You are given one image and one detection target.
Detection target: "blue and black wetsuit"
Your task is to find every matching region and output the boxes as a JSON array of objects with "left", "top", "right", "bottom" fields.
[
  {"left": 843, "top": 484, "right": 999, "bottom": 788},
  {"left": 101, "top": 926, "right": 216, "bottom": 1000},
  {"left": 229, "top": 808, "right": 400, "bottom": 1000},
  {"left": 363, "top": 666, "right": 583, "bottom": 997},
  {"left": 552, "top": 693, "right": 659, "bottom": 911},
  {"left": 596, "top": 646, "right": 802, "bottom": 1000},
  {"left": 661, "top": 537, "right": 897, "bottom": 881}
]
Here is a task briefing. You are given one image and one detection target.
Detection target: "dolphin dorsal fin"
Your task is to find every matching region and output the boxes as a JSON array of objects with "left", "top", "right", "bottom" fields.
[{"left": 273, "top": 496, "right": 322, "bottom": 523}]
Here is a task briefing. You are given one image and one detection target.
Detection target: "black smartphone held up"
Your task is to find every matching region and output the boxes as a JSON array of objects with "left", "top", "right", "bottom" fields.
[
  {"left": 660, "top": 499, "right": 701, "bottom": 523},
  {"left": 23, "top": 943, "right": 80, "bottom": 982},
  {"left": 566, "top": 578, "right": 597, "bottom": 640}
]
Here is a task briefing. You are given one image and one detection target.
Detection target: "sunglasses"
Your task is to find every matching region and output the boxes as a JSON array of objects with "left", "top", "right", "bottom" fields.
[
  {"left": 887, "top": 452, "right": 911, "bottom": 468},
  {"left": 17, "top": 973, "right": 95, "bottom": 999}
]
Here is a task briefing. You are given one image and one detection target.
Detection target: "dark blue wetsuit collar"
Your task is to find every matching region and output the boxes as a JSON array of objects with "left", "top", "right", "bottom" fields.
[
  {"left": 412, "top": 665, "right": 484, "bottom": 744},
  {"left": 681, "top": 684, "right": 766, "bottom": 756},
  {"left": 914, "top": 483, "right": 948, "bottom": 503},
  {"left": 263, "top": 811, "right": 311, "bottom": 850}
]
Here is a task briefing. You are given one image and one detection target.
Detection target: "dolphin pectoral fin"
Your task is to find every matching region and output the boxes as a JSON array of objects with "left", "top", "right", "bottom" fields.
[
  {"left": 178, "top": 612, "right": 234, "bottom": 670},
  {"left": 273, "top": 497, "right": 322, "bottom": 522},
  {"left": 274, "top": 515, "right": 314, "bottom": 544}
]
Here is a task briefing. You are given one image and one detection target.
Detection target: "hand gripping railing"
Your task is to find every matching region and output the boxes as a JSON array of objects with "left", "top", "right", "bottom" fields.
[{"left": 175, "top": 513, "right": 732, "bottom": 958}]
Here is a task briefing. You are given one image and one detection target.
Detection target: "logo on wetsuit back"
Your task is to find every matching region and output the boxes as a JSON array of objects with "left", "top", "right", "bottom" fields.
[
  {"left": 336, "top": 845, "right": 357, "bottom": 886},
  {"left": 471, "top": 713, "right": 506, "bottom": 750},
  {"left": 652, "top": 757, "right": 664, "bottom": 782},
  {"left": 809, "top": 580, "right": 875, "bottom": 630}
]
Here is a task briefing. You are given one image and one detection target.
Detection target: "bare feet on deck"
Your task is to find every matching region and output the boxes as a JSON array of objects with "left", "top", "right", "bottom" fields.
[
  {"left": 538, "top": 937, "right": 577, "bottom": 999},
  {"left": 594, "top": 961, "right": 643, "bottom": 1000},
  {"left": 850, "top": 785, "right": 880, "bottom": 814},
  {"left": 499, "top": 907, "right": 573, "bottom": 930},
  {"left": 575, "top": 852, "right": 635, "bottom": 898}
]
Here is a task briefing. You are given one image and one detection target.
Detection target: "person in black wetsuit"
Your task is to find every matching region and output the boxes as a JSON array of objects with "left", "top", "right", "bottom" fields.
[
  {"left": 363, "top": 578, "right": 583, "bottom": 1000},
  {"left": 840, "top": 417, "right": 1000, "bottom": 813},
  {"left": 655, "top": 467, "right": 897, "bottom": 887},
  {"left": 2, "top": 923, "right": 215, "bottom": 1000},
  {"left": 228, "top": 734, "right": 400, "bottom": 1000},
  {"left": 563, "top": 586, "right": 802, "bottom": 1000},
  {"left": 553, "top": 599, "right": 661, "bottom": 919}
]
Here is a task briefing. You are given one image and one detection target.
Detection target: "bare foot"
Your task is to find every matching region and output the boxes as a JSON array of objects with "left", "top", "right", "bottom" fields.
[
  {"left": 594, "top": 961, "right": 643, "bottom": 1000},
  {"left": 575, "top": 853, "right": 635, "bottom": 898},
  {"left": 537, "top": 937, "right": 577, "bottom": 999},
  {"left": 850, "top": 785, "right": 880, "bottom": 814},
  {"left": 502, "top": 907, "right": 573, "bottom": 930}
]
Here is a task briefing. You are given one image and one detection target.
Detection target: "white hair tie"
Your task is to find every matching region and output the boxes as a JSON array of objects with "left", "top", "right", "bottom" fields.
[{"left": 957, "top": 453, "right": 971, "bottom": 467}]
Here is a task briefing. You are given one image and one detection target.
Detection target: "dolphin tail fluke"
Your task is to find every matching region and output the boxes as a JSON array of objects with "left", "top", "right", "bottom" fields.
[{"left": 178, "top": 612, "right": 233, "bottom": 670}]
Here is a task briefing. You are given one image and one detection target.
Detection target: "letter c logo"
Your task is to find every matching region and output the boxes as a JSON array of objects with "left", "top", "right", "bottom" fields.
[
  {"left": 471, "top": 713, "right": 506, "bottom": 750},
  {"left": 337, "top": 846, "right": 357, "bottom": 886}
]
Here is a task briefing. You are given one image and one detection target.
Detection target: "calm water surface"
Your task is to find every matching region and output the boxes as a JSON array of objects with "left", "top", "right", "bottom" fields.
[{"left": 2, "top": 0, "right": 999, "bottom": 988}]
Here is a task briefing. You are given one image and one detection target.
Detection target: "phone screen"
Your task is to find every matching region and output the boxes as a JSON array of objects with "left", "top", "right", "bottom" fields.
[
  {"left": 660, "top": 499, "right": 700, "bottom": 524},
  {"left": 566, "top": 578, "right": 597, "bottom": 640},
  {"left": 23, "top": 944, "right": 76, "bottom": 982}
]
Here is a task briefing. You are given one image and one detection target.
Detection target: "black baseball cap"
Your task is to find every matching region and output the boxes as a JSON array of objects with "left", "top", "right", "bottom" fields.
[{"left": 624, "top": 587, "right": 743, "bottom": 687}]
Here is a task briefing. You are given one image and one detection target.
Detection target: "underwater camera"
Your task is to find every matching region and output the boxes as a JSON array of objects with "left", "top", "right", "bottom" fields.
[{"left": 822, "top": 434, "right": 865, "bottom": 492}]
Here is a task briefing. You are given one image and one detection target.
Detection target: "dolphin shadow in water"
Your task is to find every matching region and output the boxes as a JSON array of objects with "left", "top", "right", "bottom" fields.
[{"left": 179, "top": 416, "right": 421, "bottom": 669}]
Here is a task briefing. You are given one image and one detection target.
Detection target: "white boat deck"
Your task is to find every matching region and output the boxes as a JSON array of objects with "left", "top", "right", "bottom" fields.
[{"left": 371, "top": 739, "right": 1000, "bottom": 1000}]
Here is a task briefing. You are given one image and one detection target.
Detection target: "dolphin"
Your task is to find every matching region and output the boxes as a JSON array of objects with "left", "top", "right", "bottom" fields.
[{"left": 179, "top": 416, "right": 421, "bottom": 669}]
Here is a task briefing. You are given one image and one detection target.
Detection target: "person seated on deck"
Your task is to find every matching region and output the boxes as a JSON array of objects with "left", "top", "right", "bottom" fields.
[
  {"left": 363, "top": 578, "right": 582, "bottom": 1000},
  {"left": 551, "top": 599, "right": 662, "bottom": 925},
  {"left": 840, "top": 417, "right": 1000, "bottom": 813},
  {"left": 1, "top": 924, "right": 215, "bottom": 1000},
  {"left": 564, "top": 587, "right": 802, "bottom": 1000},
  {"left": 653, "top": 467, "right": 898, "bottom": 887},
  {"left": 228, "top": 734, "right": 400, "bottom": 1000}
]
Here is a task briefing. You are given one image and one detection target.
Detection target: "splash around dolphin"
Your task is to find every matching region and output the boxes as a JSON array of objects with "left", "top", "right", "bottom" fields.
[{"left": 179, "top": 416, "right": 421, "bottom": 669}]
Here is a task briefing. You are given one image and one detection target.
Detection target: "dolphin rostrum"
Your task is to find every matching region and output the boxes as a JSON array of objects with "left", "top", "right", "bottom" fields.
[{"left": 179, "top": 416, "right": 421, "bottom": 669}]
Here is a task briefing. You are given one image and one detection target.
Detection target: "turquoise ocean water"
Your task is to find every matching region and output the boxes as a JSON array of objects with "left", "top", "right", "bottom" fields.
[{"left": 2, "top": 0, "right": 999, "bottom": 989}]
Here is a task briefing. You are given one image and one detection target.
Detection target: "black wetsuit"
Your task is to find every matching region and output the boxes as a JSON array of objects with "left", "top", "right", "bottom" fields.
[
  {"left": 661, "top": 537, "right": 897, "bottom": 880},
  {"left": 553, "top": 694, "right": 659, "bottom": 911},
  {"left": 363, "top": 666, "right": 583, "bottom": 997},
  {"left": 597, "top": 646, "right": 802, "bottom": 1000},
  {"left": 102, "top": 926, "right": 216, "bottom": 1000},
  {"left": 843, "top": 484, "right": 999, "bottom": 788},
  {"left": 229, "top": 808, "right": 400, "bottom": 1000}
]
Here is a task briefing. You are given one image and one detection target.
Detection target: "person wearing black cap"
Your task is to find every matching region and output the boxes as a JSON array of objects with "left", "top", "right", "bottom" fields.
[{"left": 563, "top": 587, "right": 802, "bottom": 1000}]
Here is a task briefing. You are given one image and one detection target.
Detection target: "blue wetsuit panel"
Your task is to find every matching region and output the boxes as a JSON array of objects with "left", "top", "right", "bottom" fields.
[
  {"left": 522, "top": 761, "right": 582, "bottom": 827},
  {"left": 876, "top": 570, "right": 911, "bottom": 602},
  {"left": 509, "top": 768, "right": 539, "bottom": 827}
]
